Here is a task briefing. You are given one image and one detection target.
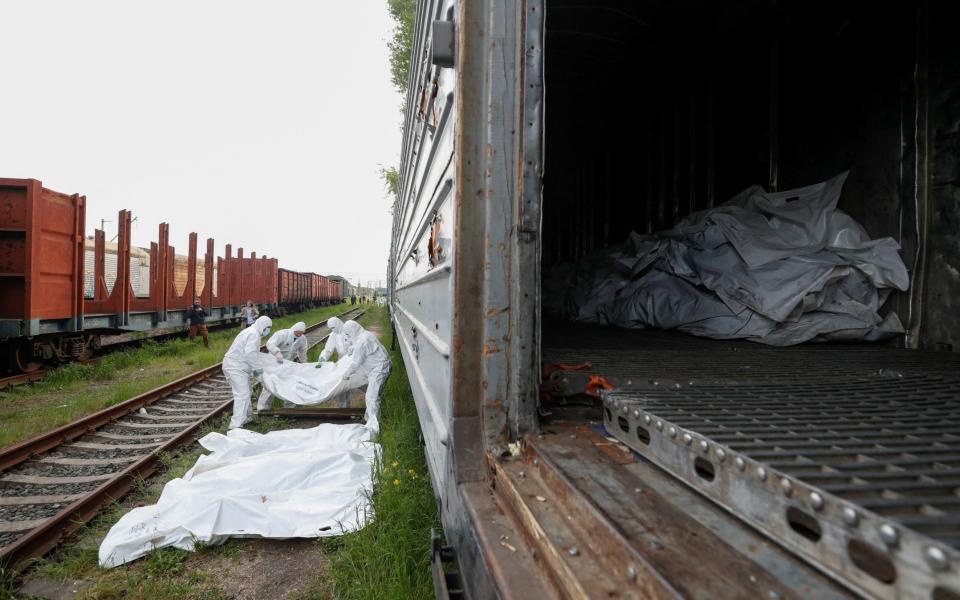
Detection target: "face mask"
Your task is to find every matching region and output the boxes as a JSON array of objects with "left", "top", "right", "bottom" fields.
[{"left": 261, "top": 328, "right": 271, "bottom": 337}]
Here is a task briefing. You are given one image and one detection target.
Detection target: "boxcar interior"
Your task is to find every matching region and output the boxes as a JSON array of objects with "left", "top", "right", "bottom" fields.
[
  {"left": 536, "top": 1, "right": 960, "bottom": 595},
  {"left": 539, "top": 0, "right": 960, "bottom": 413}
]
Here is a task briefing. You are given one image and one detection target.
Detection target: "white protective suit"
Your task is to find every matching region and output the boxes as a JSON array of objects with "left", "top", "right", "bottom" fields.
[
  {"left": 340, "top": 320, "right": 392, "bottom": 435},
  {"left": 267, "top": 322, "right": 308, "bottom": 363},
  {"left": 319, "top": 317, "right": 352, "bottom": 362},
  {"left": 223, "top": 316, "right": 272, "bottom": 429},
  {"left": 257, "top": 321, "right": 308, "bottom": 410}
]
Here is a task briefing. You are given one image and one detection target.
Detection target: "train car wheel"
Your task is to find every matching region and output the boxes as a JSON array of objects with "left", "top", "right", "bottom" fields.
[{"left": 7, "top": 341, "right": 44, "bottom": 373}]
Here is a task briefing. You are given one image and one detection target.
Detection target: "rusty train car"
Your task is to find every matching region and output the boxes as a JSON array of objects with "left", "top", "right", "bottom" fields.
[
  {"left": 277, "top": 268, "right": 341, "bottom": 314},
  {"left": 391, "top": 1, "right": 960, "bottom": 598},
  {"left": 0, "top": 178, "right": 336, "bottom": 372}
]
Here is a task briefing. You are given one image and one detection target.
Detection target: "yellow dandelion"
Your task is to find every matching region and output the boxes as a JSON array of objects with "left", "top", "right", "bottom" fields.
[
  {"left": 391, "top": 460, "right": 399, "bottom": 468},
  {"left": 407, "top": 468, "right": 416, "bottom": 475},
  {"left": 393, "top": 478, "right": 401, "bottom": 486}
]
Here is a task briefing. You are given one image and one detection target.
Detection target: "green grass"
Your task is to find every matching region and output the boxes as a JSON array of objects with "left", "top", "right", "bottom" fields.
[
  {"left": 316, "top": 306, "right": 440, "bottom": 600},
  {"left": 0, "top": 303, "right": 355, "bottom": 450},
  {"left": 0, "top": 568, "right": 16, "bottom": 600}
]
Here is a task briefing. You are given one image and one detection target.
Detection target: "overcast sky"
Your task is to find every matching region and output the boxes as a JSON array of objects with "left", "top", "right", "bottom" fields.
[{"left": 0, "top": 1, "right": 402, "bottom": 288}]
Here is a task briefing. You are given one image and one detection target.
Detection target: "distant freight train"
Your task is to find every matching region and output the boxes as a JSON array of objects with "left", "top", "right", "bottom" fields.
[{"left": 0, "top": 178, "right": 340, "bottom": 372}]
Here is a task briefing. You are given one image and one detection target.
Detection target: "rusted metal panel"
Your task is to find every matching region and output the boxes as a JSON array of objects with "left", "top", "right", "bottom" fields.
[
  {"left": 202, "top": 238, "right": 215, "bottom": 308},
  {"left": 157, "top": 223, "right": 170, "bottom": 318},
  {"left": 389, "top": 0, "right": 545, "bottom": 594},
  {"left": 0, "top": 179, "right": 86, "bottom": 334},
  {"left": 278, "top": 269, "right": 288, "bottom": 304},
  {"left": 222, "top": 244, "right": 232, "bottom": 307},
  {"left": 232, "top": 247, "right": 244, "bottom": 306},
  {"left": 507, "top": 425, "right": 854, "bottom": 598},
  {"left": 0, "top": 181, "right": 31, "bottom": 327},
  {"left": 71, "top": 194, "right": 85, "bottom": 331}
]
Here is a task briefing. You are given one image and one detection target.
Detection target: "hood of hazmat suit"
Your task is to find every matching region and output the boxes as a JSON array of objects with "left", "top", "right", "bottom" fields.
[
  {"left": 340, "top": 320, "right": 392, "bottom": 435},
  {"left": 225, "top": 316, "right": 273, "bottom": 370},
  {"left": 341, "top": 319, "right": 362, "bottom": 342},
  {"left": 320, "top": 317, "right": 351, "bottom": 361},
  {"left": 292, "top": 321, "right": 306, "bottom": 334}
]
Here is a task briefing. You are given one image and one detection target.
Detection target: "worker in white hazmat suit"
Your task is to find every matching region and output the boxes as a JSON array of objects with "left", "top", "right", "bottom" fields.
[
  {"left": 340, "top": 320, "right": 391, "bottom": 435},
  {"left": 223, "top": 316, "right": 272, "bottom": 429},
  {"left": 318, "top": 316, "right": 352, "bottom": 363},
  {"left": 256, "top": 322, "right": 308, "bottom": 411},
  {"left": 266, "top": 321, "right": 308, "bottom": 363}
]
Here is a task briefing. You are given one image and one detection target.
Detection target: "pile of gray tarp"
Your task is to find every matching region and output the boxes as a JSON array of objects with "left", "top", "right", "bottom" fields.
[{"left": 543, "top": 172, "right": 910, "bottom": 346}]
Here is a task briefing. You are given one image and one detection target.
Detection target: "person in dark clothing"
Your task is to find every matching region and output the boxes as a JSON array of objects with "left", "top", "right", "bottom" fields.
[{"left": 187, "top": 297, "right": 209, "bottom": 348}]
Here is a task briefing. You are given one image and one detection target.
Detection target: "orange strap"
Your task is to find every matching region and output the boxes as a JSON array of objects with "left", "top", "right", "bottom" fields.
[{"left": 586, "top": 375, "right": 616, "bottom": 397}]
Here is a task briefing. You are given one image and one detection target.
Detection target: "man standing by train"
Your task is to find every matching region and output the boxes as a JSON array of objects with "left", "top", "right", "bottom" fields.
[{"left": 186, "top": 297, "right": 209, "bottom": 348}]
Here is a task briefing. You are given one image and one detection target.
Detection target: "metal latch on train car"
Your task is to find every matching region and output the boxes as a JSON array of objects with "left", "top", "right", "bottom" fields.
[{"left": 431, "top": 529, "right": 464, "bottom": 600}]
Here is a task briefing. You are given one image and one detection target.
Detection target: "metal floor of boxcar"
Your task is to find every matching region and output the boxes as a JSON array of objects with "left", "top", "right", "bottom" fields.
[
  {"left": 542, "top": 319, "right": 960, "bottom": 384},
  {"left": 541, "top": 319, "right": 960, "bottom": 597}
]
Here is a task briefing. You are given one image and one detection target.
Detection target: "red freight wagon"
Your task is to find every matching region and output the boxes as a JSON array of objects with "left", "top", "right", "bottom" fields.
[
  {"left": 1, "top": 178, "right": 279, "bottom": 371},
  {"left": 277, "top": 269, "right": 338, "bottom": 314},
  {"left": 0, "top": 179, "right": 86, "bottom": 338}
]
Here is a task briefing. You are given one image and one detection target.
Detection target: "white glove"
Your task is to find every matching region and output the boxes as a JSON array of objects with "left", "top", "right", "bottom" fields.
[
  {"left": 318, "top": 356, "right": 327, "bottom": 363},
  {"left": 274, "top": 351, "right": 284, "bottom": 364},
  {"left": 253, "top": 368, "right": 264, "bottom": 377}
]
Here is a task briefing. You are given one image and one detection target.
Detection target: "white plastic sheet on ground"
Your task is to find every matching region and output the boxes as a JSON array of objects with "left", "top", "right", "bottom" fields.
[
  {"left": 255, "top": 353, "right": 367, "bottom": 406},
  {"left": 98, "top": 424, "right": 377, "bottom": 568},
  {"left": 544, "top": 172, "right": 910, "bottom": 346}
]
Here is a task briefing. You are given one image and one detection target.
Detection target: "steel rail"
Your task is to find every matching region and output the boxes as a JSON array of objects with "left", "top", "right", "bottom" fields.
[
  {"left": 0, "top": 370, "right": 58, "bottom": 391},
  {"left": 0, "top": 315, "right": 292, "bottom": 391},
  {"left": 0, "top": 306, "right": 367, "bottom": 571}
]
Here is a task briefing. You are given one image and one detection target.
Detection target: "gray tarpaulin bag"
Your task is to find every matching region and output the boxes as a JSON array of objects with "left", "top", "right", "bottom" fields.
[{"left": 546, "top": 172, "right": 909, "bottom": 346}]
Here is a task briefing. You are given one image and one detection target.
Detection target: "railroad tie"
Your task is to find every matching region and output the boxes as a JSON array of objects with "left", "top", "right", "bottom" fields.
[
  {"left": 159, "top": 397, "right": 227, "bottom": 405},
  {"left": 39, "top": 455, "right": 147, "bottom": 466},
  {"left": 0, "top": 518, "right": 49, "bottom": 533},
  {"left": 131, "top": 413, "right": 205, "bottom": 421},
  {"left": 0, "top": 493, "right": 85, "bottom": 506},
  {"left": 87, "top": 431, "right": 174, "bottom": 442},
  {"left": 69, "top": 441, "right": 163, "bottom": 451},
  {"left": 147, "top": 405, "right": 214, "bottom": 414},
  {"left": 1, "top": 473, "right": 115, "bottom": 485},
  {"left": 114, "top": 421, "right": 194, "bottom": 429}
]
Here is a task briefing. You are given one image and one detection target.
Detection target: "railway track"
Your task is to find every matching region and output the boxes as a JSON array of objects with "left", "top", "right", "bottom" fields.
[
  {"left": 0, "top": 317, "right": 283, "bottom": 391},
  {"left": 0, "top": 370, "right": 60, "bottom": 391},
  {"left": 0, "top": 307, "right": 366, "bottom": 571}
]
